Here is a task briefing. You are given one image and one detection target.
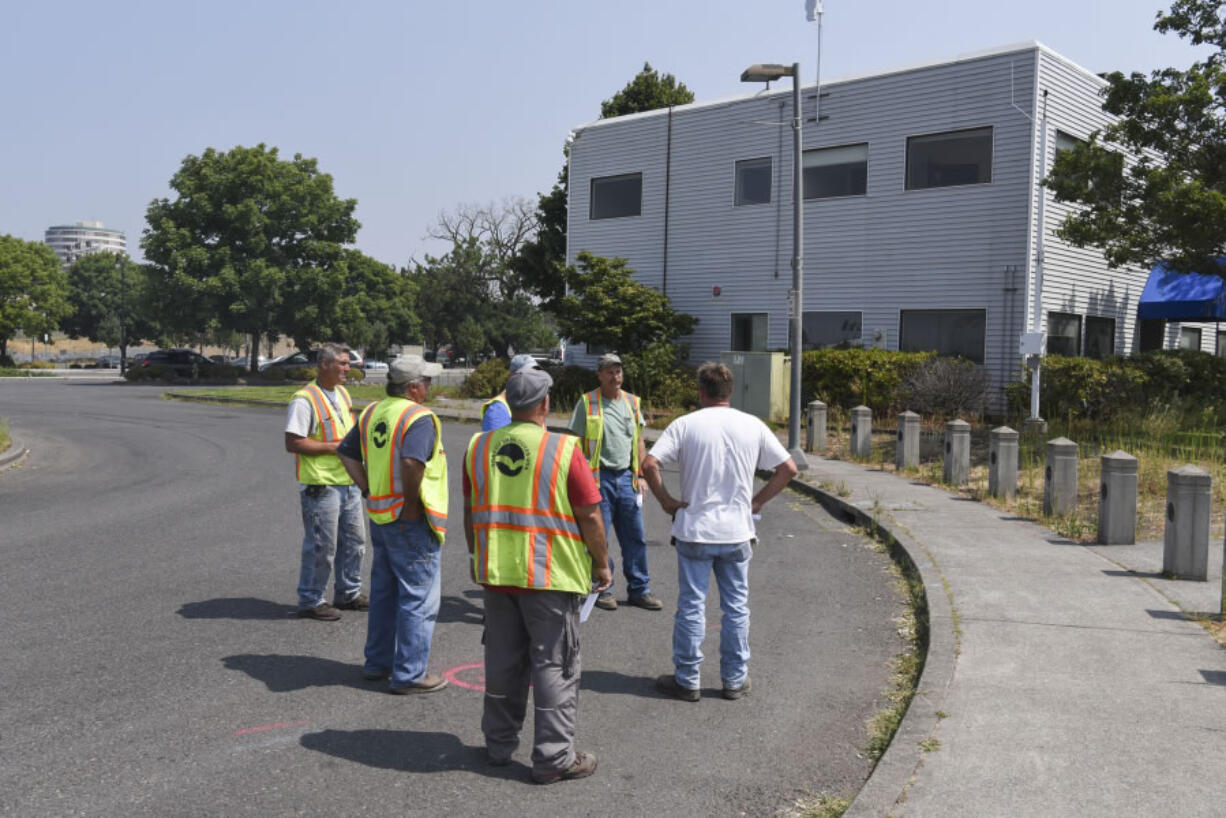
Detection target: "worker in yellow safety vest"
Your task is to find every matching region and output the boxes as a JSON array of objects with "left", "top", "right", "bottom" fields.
[
  {"left": 337, "top": 354, "right": 449, "bottom": 695},
  {"left": 464, "top": 364, "right": 610, "bottom": 784},
  {"left": 567, "top": 352, "right": 659, "bottom": 613},
  {"left": 480, "top": 353, "right": 540, "bottom": 431},
  {"left": 283, "top": 342, "right": 367, "bottom": 621}
]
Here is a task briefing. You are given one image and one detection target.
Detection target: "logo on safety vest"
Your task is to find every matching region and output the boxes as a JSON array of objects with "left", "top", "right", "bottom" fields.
[
  {"left": 372, "top": 420, "right": 390, "bottom": 448},
  {"left": 493, "top": 441, "right": 528, "bottom": 477}
]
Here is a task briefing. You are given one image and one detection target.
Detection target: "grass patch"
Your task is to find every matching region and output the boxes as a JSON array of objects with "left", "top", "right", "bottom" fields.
[
  {"left": 164, "top": 383, "right": 462, "bottom": 408},
  {"left": 0, "top": 417, "right": 9, "bottom": 453},
  {"left": 0, "top": 367, "right": 53, "bottom": 377},
  {"left": 791, "top": 793, "right": 852, "bottom": 818}
]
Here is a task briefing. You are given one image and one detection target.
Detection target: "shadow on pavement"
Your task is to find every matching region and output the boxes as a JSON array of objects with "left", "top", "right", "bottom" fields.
[
  {"left": 438, "top": 593, "right": 484, "bottom": 625},
  {"left": 1103, "top": 569, "right": 1166, "bottom": 580},
  {"left": 178, "top": 597, "right": 297, "bottom": 620},
  {"left": 580, "top": 669, "right": 658, "bottom": 698},
  {"left": 222, "top": 653, "right": 370, "bottom": 692},
  {"left": 1200, "top": 670, "right": 1226, "bottom": 686},
  {"left": 300, "top": 729, "right": 520, "bottom": 780}
]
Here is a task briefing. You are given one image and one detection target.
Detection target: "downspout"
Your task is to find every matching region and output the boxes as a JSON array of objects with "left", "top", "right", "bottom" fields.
[{"left": 662, "top": 105, "right": 674, "bottom": 295}]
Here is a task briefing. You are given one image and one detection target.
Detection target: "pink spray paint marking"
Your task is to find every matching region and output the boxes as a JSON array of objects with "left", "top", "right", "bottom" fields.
[
  {"left": 443, "top": 662, "right": 487, "bottom": 692},
  {"left": 233, "top": 719, "right": 308, "bottom": 737}
]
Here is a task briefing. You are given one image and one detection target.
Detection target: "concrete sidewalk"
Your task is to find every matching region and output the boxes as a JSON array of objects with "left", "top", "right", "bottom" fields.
[{"left": 798, "top": 456, "right": 1226, "bottom": 817}]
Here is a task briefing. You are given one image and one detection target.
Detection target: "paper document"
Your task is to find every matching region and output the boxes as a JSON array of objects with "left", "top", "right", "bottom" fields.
[{"left": 579, "top": 592, "right": 599, "bottom": 623}]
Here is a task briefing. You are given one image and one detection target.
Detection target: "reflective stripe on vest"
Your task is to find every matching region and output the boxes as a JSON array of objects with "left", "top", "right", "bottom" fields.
[
  {"left": 293, "top": 382, "right": 354, "bottom": 485},
  {"left": 465, "top": 423, "right": 589, "bottom": 593},
  {"left": 579, "top": 388, "right": 643, "bottom": 489},
  {"left": 359, "top": 398, "right": 448, "bottom": 540}
]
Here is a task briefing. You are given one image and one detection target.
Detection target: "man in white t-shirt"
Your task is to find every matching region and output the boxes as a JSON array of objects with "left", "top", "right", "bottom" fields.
[{"left": 641, "top": 361, "right": 797, "bottom": 701}]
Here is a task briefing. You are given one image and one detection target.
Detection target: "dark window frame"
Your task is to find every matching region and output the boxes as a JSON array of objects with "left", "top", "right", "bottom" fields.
[
  {"left": 802, "top": 310, "right": 863, "bottom": 349},
  {"left": 1084, "top": 316, "right": 1116, "bottom": 360},
  {"left": 734, "top": 156, "right": 773, "bottom": 207},
  {"left": 1179, "top": 326, "right": 1202, "bottom": 351},
  {"left": 905, "top": 126, "right": 993, "bottom": 190},
  {"left": 803, "top": 142, "right": 868, "bottom": 200},
  {"left": 589, "top": 172, "right": 643, "bottom": 220},
  {"left": 1047, "top": 312, "right": 1082, "bottom": 357},
  {"left": 897, "top": 308, "right": 987, "bottom": 364},
  {"left": 730, "top": 312, "right": 770, "bottom": 352}
]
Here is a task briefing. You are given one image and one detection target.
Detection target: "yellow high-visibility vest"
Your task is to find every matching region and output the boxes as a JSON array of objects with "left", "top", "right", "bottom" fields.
[
  {"left": 482, "top": 393, "right": 509, "bottom": 420},
  {"left": 358, "top": 397, "right": 448, "bottom": 541},
  {"left": 579, "top": 388, "right": 643, "bottom": 489},
  {"left": 292, "top": 382, "right": 355, "bottom": 486},
  {"left": 466, "top": 422, "right": 591, "bottom": 594}
]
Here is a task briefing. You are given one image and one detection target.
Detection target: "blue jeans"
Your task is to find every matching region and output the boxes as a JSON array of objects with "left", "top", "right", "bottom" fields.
[
  {"left": 297, "top": 484, "right": 365, "bottom": 609},
  {"left": 672, "top": 540, "right": 753, "bottom": 690},
  {"left": 364, "top": 518, "right": 442, "bottom": 688},
  {"left": 599, "top": 468, "right": 650, "bottom": 597}
]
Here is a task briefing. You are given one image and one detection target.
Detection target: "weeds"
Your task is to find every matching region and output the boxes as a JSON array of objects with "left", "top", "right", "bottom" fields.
[{"left": 0, "top": 417, "right": 8, "bottom": 453}]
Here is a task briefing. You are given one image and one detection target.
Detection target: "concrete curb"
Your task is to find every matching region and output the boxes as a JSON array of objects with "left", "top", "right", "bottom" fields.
[
  {"left": 785, "top": 476, "right": 958, "bottom": 817},
  {"left": 0, "top": 436, "right": 29, "bottom": 471}
]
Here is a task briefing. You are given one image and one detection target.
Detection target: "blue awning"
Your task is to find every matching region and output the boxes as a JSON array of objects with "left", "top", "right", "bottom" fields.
[{"left": 1138, "top": 261, "right": 1226, "bottom": 321}]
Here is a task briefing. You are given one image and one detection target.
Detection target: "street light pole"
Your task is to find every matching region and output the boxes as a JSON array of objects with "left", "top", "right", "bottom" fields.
[
  {"left": 742, "top": 62, "right": 808, "bottom": 469},
  {"left": 117, "top": 253, "right": 128, "bottom": 374}
]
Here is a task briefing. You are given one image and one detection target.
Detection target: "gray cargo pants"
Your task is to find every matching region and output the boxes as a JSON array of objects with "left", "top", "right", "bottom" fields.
[{"left": 481, "top": 588, "right": 581, "bottom": 776}]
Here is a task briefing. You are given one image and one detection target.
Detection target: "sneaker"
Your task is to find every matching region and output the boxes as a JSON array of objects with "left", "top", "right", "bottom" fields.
[
  {"left": 722, "top": 677, "right": 752, "bottom": 700},
  {"left": 656, "top": 673, "right": 700, "bottom": 702},
  {"left": 388, "top": 673, "right": 448, "bottom": 695},
  {"left": 361, "top": 668, "right": 390, "bottom": 681},
  {"left": 627, "top": 593, "right": 663, "bottom": 611},
  {"left": 595, "top": 593, "right": 618, "bottom": 611},
  {"left": 487, "top": 750, "right": 512, "bottom": 767},
  {"left": 297, "top": 603, "right": 342, "bottom": 621},
  {"left": 335, "top": 593, "right": 369, "bottom": 611},
  {"left": 531, "top": 751, "right": 597, "bottom": 785}
]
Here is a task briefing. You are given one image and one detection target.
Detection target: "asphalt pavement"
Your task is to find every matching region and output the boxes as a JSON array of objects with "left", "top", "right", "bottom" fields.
[{"left": 0, "top": 381, "right": 904, "bottom": 817}]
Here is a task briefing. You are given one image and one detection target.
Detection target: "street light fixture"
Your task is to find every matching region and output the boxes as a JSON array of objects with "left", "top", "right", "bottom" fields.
[{"left": 742, "top": 62, "right": 807, "bottom": 469}]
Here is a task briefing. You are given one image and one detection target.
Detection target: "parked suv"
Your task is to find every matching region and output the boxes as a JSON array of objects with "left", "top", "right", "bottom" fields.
[{"left": 140, "top": 349, "right": 229, "bottom": 378}]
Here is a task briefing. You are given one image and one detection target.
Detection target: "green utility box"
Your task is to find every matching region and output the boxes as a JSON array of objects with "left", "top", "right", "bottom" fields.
[{"left": 719, "top": 351, "right": 790, "bottom": 422}]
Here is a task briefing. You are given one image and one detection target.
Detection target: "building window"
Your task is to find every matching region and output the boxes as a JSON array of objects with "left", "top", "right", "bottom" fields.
[
  {"left": 1054, "top": 130, "right": 1085, "bottom": 155},
  {"left": 906, "top": 127, "right": 992, "bottom": 190},
  {"left": 590, "top": 173, "right": 642, "bottom": 220},
  {"left": 1217, "top": 331, "right": 1226, "bottom": 359},
  {"left": 1047, "top": 312, "right": 1082, "bottom": 357},
  {"left": 734, "top": 157, "right": 772, "bottom": 206},
  {"left": 730, "top": 313, "right": 769, "bottom": 352},
  {"left": 802, "top": 311, "right": 862, "bottom": 349},
  {"left": 1179, "top": 326, "right": 1202, "bottom": 351},
  {"left": 804, "top": 143, "right": 867, "bottom": 199},
  {"left": 1138, "top": 319, "right": 1165, "bottom": 352},
  {"left": 898, "top": 309, "right": 985, "bottom": 364},
  {"left": 1084, "top": 316, "right": 1115, "bottom": 360}
]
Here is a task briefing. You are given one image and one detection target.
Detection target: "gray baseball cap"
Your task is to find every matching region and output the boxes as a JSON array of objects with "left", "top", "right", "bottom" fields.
[
  {"left": 509, "top": 354, "right": 539, "bottom": 373},
  {"left": 596, "top": 352, "right": 622, "bottom": 369},
  {"left": 505, "top": 366, "right": 553, "bottom": 409},
  {"left": 388, "top": 354, "right": 443, "bottom": 384}
]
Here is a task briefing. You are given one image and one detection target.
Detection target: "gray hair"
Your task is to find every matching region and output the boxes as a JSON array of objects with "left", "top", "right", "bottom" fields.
[{"left": 318, "top": 343, "right": 350, "bottom": 365}]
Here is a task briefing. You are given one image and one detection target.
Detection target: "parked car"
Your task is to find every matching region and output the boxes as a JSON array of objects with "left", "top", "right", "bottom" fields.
[
  {"left": 139, "top": 349, "right": 230, "bottom": 379},
  {"left": 230, "top": 355, "right": 269, "bottom": 370},
  {"left": 363, "top": 360, "right": 389, "bottom": 374},
  {"left": 95, "top": 354, "right": 121, "bottom": 368}
]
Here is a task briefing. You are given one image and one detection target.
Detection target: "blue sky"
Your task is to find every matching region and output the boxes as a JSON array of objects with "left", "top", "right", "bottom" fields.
[{"left": 0, "top": 0, "right": 1209, "bottom": 268}]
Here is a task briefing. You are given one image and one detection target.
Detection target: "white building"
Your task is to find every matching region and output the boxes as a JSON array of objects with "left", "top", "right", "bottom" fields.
[
  {"left": 45, "top": 221, "right": 126, "bottom": 267},
  {"left": 563, "top": 42, "right": 1222, "bottom": 410}
]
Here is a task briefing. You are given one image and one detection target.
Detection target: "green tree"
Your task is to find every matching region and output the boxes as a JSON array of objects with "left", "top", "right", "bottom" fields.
[
  {"left": 142, "top": 144, "right": 360, "bottom": 372},
  {"left": 0, "top": 235, "right": 70, "bottom": 362},
  {"left": 61, "top": 252, "right": 153, "bottom": 367},
  {"left": 325, "top": 250, "right": 420, "bottom": 357},
  {"left": 554, "top": 252, "right": 696, "bottom": 354},
  {"left": 1046, "top": 0, "right": 1226, "bottom": 275},
  {"left": 515, "top": 63, "right": 695, "bottom": 308}
]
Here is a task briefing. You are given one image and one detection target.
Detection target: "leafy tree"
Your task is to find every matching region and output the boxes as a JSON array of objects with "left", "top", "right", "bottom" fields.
[
  {"left": 325, "top": 250, "right": 420, "bottom": 357},
  {"left": 414, "top": 202, "right": 556, "bottom": 359},
  {"left": 1046, "top": 0, "right": 1226, "bottom": 275},
  {"left": 142, "top": 144, "right": 360, "bottom": 371},
  {"left": 516, "top": 63, "right": 695, "bottom": 307},
  {"left": 0, "top": 235, "right": 70, "bottom": 362},
  {"left": 61, "top": 252, "right": 153, "bottom": 368},
  {"left": 554, "top": 252, "right": 696, "bottom": 354}
]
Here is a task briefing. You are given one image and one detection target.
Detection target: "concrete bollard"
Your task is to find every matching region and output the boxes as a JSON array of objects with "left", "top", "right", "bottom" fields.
[
  {"left": 1163, "top": 465, "right": 1212, "bottom": 581},
  {"left": 943, "top": 419, "right": 970, "bottom": 486},
  {"left": 850, "top": 405, "right": 872, "bottom": 460},
  {"left": 807, "top": 400, "right": 827, "bottom": 453},
  {"left": 1043, "top": 437, "right": 1078, "bottom": 516},
  {"left": 1097, "top": 451, "right": 1137, "bottom": 545},
  {"left": 896, "top": 411, "right": 920, "bottom": 470},
  {"left": 988, "top": 426, "right": 1018, "bottom": 499}
]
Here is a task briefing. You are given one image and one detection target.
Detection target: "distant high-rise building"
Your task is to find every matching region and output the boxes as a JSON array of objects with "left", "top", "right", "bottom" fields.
[{"left": 45, "top": 221, "right": 126, "bottom": 267}]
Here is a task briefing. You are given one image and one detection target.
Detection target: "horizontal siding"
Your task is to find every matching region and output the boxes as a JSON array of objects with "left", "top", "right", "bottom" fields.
[{"left": 568, "top": 46, "right": 1194, "bottom": 408}]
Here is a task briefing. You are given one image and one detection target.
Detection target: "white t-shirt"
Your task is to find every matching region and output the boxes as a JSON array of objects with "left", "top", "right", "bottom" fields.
[{"left": 648, "top": 406, "right": 791, "bottom": 544}]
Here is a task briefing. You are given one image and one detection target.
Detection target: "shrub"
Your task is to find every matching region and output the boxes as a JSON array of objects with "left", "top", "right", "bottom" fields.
[
  {"left": 346, "top": 367, "right": 364, "bottom": 383},
  {"left": 548, "top": 364, "right": 599, "bottom": 413},
  {"left": 0, "top": 354, "right": 13, "bottom": 367},
  {"left": 285, "top": 366, "right": 316, "bottom": 382},
  {"left": 20, "top": 361, "right": 54, "bottom": 370},
  {"left": 460, "top": 358, "right": 509, "bottom": 399},
  {"left": 621, "top": 342, "right": 697, "bottom": 413},
  {"left": 803, "top": 347, "right": 934, "bottom": 413},
  {"left": 258, "top": 367, "right": 287, "bottom": 383},
  {"left": 900, "top": 357, "right": 988, "bottom": 418},
  {"left": 123, "top": 365, "right": 165, "bottom": 381}
]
